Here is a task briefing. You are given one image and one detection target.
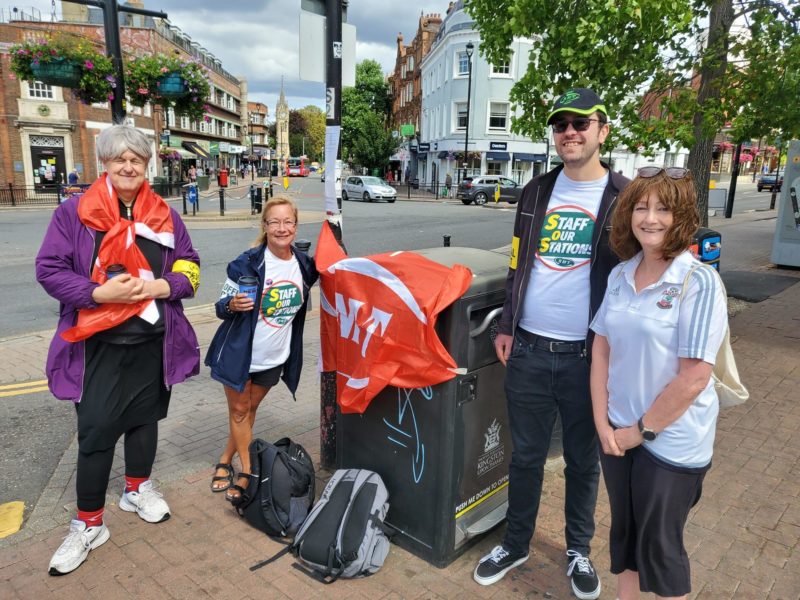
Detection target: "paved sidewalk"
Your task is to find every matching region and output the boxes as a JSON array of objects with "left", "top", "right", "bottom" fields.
[{"left": 1, "top": 213, "right": 799, "bottom": 598}]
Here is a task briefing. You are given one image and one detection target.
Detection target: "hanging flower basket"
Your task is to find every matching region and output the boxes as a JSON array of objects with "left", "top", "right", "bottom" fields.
[
  {"left": 127, "top": 52, "right": 211, "bottom": 123},
  {"left": 31, "top": 58, "right": 82, "bottom": 87},
  {"left": 157, "top": 72, "right": 188, "bottom": 98},
  {"left": 9, "top": 35, "right": 116, "bottom": 105}
]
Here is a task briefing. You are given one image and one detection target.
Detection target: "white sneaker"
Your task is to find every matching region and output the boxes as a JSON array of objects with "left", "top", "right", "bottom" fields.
[
  {"left": 119, "top": 480, "right": 171, "bottom": 523},
  {"left": 48, "top": 519, "right": 110, "bottom": 575}
]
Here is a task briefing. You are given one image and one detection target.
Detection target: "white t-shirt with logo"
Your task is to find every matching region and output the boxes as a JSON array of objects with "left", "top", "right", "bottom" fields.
[
  {"left": 249, "top": 249, "right": 304, "bottom": 372},
  {"left": 590, "top": 250, "right": 727, "bottom": 467},
  {"left": 519, "top": 171, "right": 607, "bottom": 340}
]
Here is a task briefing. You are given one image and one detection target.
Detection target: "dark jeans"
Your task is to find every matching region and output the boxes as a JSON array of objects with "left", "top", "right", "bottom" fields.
[{"left": 502, "top": 334, "right": 600, "bottom": 556}]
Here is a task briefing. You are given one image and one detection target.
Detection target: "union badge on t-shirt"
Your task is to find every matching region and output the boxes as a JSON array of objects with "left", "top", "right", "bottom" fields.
[
  {"left": 536, "top": 204, "right": 596, "bottom": 270},
  {"left": 260, "top": 279, "right": 303, "bottom": 328}
]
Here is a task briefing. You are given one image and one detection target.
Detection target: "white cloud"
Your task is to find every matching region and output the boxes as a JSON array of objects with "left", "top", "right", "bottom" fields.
[{"left": 19, "top": 0, "right": 449, "bottom": 113}]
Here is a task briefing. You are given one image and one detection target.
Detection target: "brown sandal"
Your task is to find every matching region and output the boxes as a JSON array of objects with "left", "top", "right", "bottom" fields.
[{"left": 210, "top": 463, "right": 233, "bottom": 493}]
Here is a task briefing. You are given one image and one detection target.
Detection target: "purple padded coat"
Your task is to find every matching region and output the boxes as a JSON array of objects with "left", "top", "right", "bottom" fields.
[{"left": 35, "top": 197, "right": 201, "bottom": 401}]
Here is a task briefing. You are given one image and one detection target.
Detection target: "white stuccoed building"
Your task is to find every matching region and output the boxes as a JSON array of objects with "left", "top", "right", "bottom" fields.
[{"left": 418, "top": 2, "right": 548, "bottom": 188}]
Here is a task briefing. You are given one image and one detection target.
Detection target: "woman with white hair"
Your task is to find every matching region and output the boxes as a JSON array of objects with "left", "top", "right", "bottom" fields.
[{"left": 36, "top": 124, "right": 201, "bottom": 575}]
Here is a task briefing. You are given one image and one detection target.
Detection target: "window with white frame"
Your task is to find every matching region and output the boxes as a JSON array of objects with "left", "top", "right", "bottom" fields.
[
  {"left": 488, "top": 102, "right": 510, "bottom": 131},
  {"left": 166, "top": 108, "right": 176, "bottom": 127},
  {"left": 28, "top": 81, "right": 54, "bottom": 99},
  {"left": 181, "top": 116, "right": 190, "bottom": 129},
  {"left": 407, "top": 56, "right": 414, "bottom": 72},
  {"left": 200, "top": 120, "right": 208, "bottom": 133},
  {"left": 144, "top": 103, "right": 152, "bottom": 117},
  {"left": 454, "top": 102, "right": 468, "bottom": 131},
  {"left": 491, "top": 60, "right": 511, "bottom": 75},
  {"left": 456, "top": 52, "right": 470, "bottom": 76},
  {"left": 401, "top": 64, "right": 406, "bottom": 79}
]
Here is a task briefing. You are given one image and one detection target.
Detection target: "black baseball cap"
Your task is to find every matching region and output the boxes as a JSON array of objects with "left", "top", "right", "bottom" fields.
[{"left": 546, "top": 88, "right": 608, "bottom": 124}]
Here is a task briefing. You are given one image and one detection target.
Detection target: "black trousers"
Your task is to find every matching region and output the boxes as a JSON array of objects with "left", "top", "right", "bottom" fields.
[
  {"left": 502, "top": 334, "right": 599, "bottom": 556},
  {"left": 74, "top": 337, "right": 170, "bottom": 512}
]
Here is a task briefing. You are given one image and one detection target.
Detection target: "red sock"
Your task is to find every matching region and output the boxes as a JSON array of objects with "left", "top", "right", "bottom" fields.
[
  {"left": 77, "top": 508, "right": 104, "bottom": 528},
  {"left": 125, "top": 476, "right": 148, "bottom": 493}
]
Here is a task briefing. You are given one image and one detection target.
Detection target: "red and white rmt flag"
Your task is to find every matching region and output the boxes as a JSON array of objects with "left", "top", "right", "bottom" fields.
[{"left": 316, "top": 222, "right": 472, "bottom": 414}]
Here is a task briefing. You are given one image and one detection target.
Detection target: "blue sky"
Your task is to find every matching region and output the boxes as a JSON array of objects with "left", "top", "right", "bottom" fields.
[{"left": 11, "top": 0, "right": 445, "bottom": 115}]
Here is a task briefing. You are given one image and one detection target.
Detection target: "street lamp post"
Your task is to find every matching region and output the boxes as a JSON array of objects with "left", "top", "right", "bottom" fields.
[{"left": 462, "top": 41, "right": 474, "bottom": 185}]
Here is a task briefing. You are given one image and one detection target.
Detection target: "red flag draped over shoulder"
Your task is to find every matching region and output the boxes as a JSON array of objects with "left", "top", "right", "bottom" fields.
[
  {"left": 316, "top": 222, "right": 472, "bottom": 414},
  {"left": 61, "top": 174, "right": 174, "bottom": 343}
]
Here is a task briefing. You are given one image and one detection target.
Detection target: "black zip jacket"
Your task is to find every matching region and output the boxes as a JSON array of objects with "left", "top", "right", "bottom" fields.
[{"left": 498, "top": 163, "right": 630, "bottom": 359}]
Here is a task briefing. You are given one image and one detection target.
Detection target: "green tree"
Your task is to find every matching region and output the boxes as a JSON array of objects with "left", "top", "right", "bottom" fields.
[
  {"left": 342, "top": 59, "right": 395, "bottom": 163},
  {"left": 350, "top": 111, "right": 399, "bottom": 172},
  {"left": 466, "top": 0, "right": 800, "bottom": 221},
  {"left": 298, "top": 105, "right": 326, "bottom": 161}
]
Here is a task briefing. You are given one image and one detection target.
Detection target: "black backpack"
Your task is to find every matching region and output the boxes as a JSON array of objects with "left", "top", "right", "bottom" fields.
[{"left": 233, "top": 437, "right": 315, "bottom": 538}]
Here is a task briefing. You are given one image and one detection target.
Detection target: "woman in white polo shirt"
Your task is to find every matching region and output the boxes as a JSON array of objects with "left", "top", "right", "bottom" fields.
[{"left": 589, "top": 167, "right": 727, "bottom": 599}]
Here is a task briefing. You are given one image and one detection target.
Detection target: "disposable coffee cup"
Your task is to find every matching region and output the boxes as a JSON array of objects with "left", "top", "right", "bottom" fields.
[
  {"left": 238, "top": 276, "right": 258, "bottom": 303},
  {"left": 106, "top": 264, "right": 127, "bottom": 279}
]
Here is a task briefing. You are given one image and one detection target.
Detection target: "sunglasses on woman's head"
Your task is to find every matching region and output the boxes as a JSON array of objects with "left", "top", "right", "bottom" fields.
[{"left": 638, "top": 166, "right": 690, "bottom": 179}]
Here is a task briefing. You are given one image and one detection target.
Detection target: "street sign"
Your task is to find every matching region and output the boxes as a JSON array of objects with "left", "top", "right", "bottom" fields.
[
  {"left": 326, "top": 87, "right": 335, "bottom": 120},
  {"left": 162, "top": 129, "right": 171, "bottom": 136},
  {"left": 299, "top": 11, "right": 356, "bottom": 86},
  {"left": 400, "top": 124, "right": 415, "bottom": 137},
  {"left": 418, "top": 143, "right": 430, "bottom": 151}
]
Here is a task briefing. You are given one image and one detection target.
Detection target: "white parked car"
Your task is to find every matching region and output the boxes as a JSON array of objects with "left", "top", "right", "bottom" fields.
[{"left": 342, "top": 176, "right": 397, "bottom": 203}]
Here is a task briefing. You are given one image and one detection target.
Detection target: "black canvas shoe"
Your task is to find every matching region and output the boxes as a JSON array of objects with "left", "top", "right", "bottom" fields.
[
  {"left": 473, "top": 544, "right": 529, "bottom": 586},
  {"left": 566, "top": 550, "right": 601, "bottom": 599}
]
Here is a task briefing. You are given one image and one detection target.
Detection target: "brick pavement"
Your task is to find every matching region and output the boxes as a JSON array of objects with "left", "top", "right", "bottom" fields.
[{"left": 1, "top": 213, "right": 799, "bottom": 598}]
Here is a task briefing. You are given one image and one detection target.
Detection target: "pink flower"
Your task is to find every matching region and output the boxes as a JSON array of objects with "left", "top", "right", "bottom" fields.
[
  {"left": 107, "top": 94, "right": 114, "bottom": 101},
  {"left": 204, "top": 116, "right": 211, "bottom": 122},
  {"left": 160, "top": 67, "right": 169, "bottom": 73},
  {"left": 137, "top": 87, "right": 149, "bottom": 95},
  {"left": 85, "top": 60, "right": 94, "bottom": 70}
]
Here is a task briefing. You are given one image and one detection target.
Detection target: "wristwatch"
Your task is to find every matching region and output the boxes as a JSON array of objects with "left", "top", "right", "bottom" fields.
[{"left": 637, "top": 417, "right": 657, "bottom": 441}]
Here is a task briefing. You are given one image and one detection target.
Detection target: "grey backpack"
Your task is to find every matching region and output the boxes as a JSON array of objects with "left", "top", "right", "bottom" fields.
[{"left": 290, "top": 469, "right": 392, "bottom": 582}]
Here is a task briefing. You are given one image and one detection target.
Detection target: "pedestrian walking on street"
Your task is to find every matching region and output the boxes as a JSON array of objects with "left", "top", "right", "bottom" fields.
[
  {"left": 445, "top": 172, "right": 453, "bottom": 198},
  {"left": 36, "top": 124, "right": 201, "bottom": 576},
  {"left": 473, "top": 88, "right": 629, "bottom": 600},
  {"left": 205, "top": 196, "right": 318, "bottom": 502},
  {"left": 590, "top": 167, "right": 727, "bottom": 599}
]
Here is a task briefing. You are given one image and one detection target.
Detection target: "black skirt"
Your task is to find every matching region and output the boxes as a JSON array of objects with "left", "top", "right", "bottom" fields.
[{"left": 76, "top": 336, "right": 171, "bottom": 453}]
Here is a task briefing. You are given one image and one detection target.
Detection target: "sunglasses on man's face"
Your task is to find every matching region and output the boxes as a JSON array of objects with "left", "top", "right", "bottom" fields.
[
  {"left": 637, "top": 166, "right": 690, "bottom": 180},
  {"left": 551, "top": 117, "right": 602, "bottom": 133}
]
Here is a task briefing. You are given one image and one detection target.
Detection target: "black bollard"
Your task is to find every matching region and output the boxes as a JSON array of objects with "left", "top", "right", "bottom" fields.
[
  {"left": 219, "top": 188, "right": 225, "bottom": 216},
  {"left": 181, "top": 189, "right": 187, "bottom": 215},
  {"left": 295, "top": 239, "right": 311, "bottom": 253},
  {"left": 443, "top": 234, "right": 451, "bottom": 247}
]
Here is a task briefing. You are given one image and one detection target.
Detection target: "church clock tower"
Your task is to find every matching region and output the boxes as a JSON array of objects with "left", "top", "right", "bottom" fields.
[{"left": 275, "top": 78, "right": 290, "bottom": 172}]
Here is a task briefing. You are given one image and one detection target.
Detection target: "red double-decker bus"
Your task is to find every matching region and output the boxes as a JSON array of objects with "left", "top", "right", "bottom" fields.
[{"left": 286, "top": 157, "right": 309, "bottom": 177}]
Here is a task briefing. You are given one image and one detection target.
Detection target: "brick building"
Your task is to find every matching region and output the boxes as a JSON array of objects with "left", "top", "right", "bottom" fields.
[
  {"left": 246, "top": 101, "right": 270, "bottom": 171},
  {"left": 387, "top": 11, "right": 442, "bottom": 180},
  {"left": 0, "top": 2, "right": 246, "bottom": 192}
]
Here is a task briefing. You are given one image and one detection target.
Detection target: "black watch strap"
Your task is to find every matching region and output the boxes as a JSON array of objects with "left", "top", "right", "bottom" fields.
[{"left": 637, "top": 417, "right": 657, "bottom": 441}]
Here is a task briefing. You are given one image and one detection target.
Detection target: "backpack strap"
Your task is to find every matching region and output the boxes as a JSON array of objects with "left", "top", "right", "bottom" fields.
[{"left": 249, "top": 544, "right": 292, "bottom": 571}]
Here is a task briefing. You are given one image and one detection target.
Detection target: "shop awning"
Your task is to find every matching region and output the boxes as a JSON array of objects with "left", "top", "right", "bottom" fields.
[
  {"left": 182, "top": 141, "right": 211, "bottom": 159},
  {"left": 513, "top": 153, "right": 546, "bottom": 162},
  {"left": 486, "top": 152, "right": 510, "bottom": 161}
]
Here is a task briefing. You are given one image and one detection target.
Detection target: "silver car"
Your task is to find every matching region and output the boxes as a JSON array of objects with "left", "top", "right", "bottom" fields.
[{"left": 342, "top": 176, "right": 397, "bottom": 203}]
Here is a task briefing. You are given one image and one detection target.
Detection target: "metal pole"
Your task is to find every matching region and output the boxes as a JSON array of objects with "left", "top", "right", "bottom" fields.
[
  {"left": 725, "top": 142, "right": 742, "bottom": 218},
  {"left": 321, "top": 0, "right": 344, "bottom": 471},
  {"left": 181, "top": 188, "right": 187, "bottom": 215},
  {"left": 771, "top": 143, "right": 783, "bottom": 210},
  {"left": 69, "top": 1, "right": 167, "bottom": 124},
  {"left": 463, "top": 42, "right": 474, "bottom": 185},
  {"left": 102, "top": 0, "right": 125, "bottom": 123},
  {"left": 219, "top": 188, "right": 225, "bottom": 216}
]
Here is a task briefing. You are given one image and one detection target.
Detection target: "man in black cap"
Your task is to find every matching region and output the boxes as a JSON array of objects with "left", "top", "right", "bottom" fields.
[{"left": 473, "top": 88, "right": 629, "bottom": 599}]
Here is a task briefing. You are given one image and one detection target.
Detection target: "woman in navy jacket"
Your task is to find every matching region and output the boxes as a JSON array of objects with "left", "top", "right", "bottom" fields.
[{"left": 205, "top": 196, "right": 318, "bottom": 501}]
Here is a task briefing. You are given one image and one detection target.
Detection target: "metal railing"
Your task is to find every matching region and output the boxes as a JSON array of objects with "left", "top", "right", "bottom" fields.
[{"left": 0, "top": 184, "right": 61, "bottom": 207}]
